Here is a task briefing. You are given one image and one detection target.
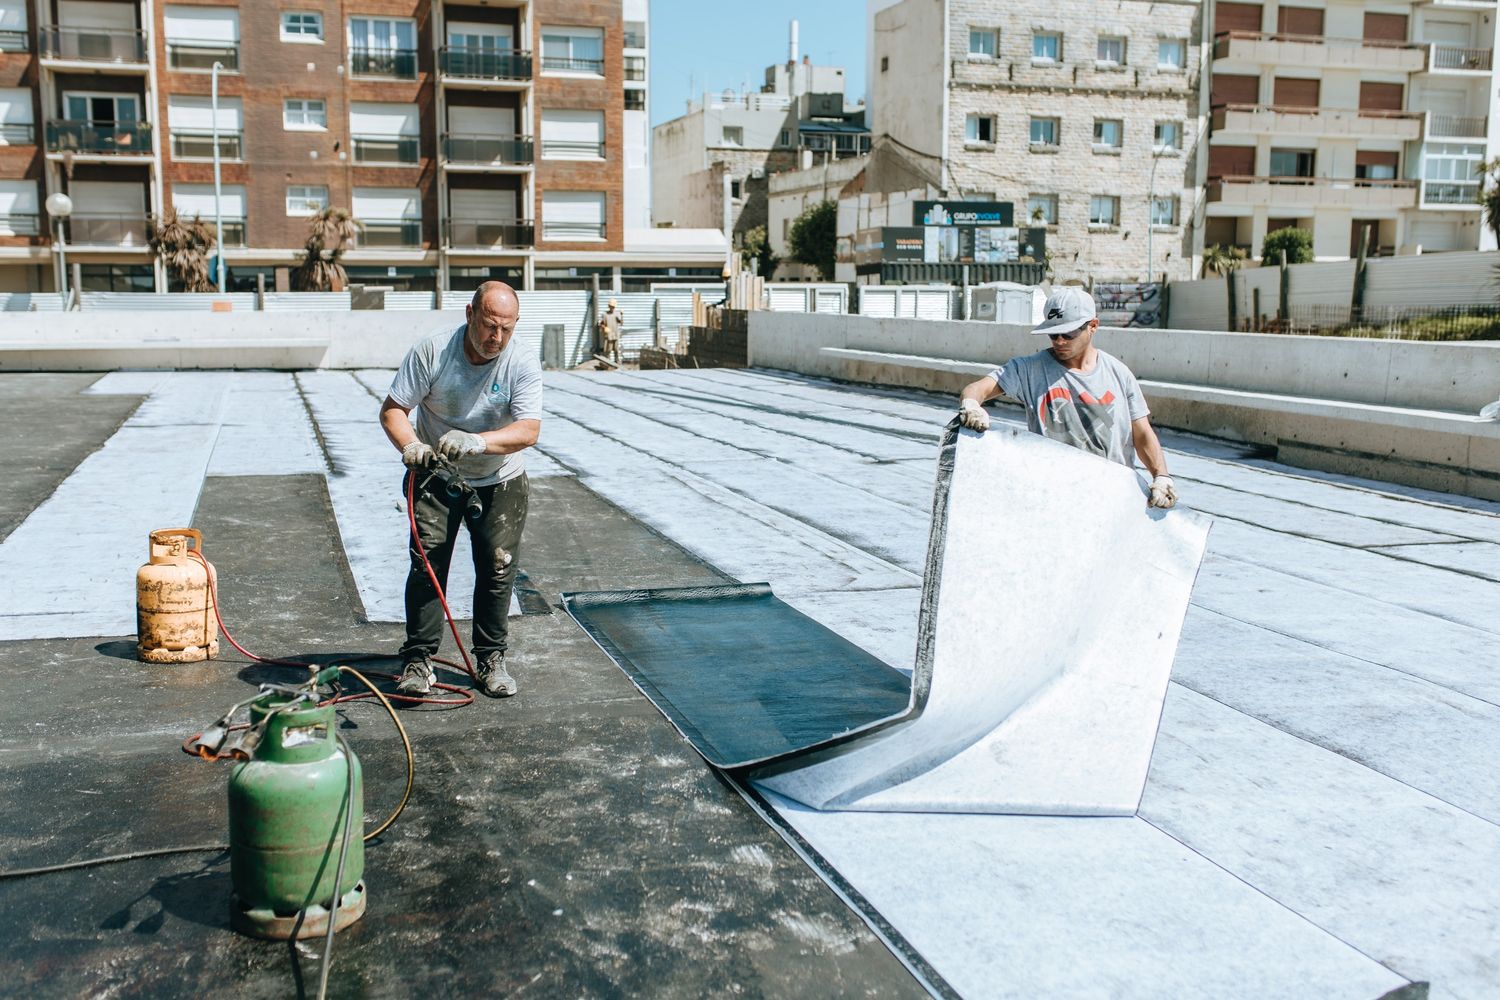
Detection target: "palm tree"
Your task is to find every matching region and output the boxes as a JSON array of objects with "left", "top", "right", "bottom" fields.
[
  {"left": 1202, "top": 243, "right": 1247, "bottom": 278},
  {"left": 149, "top": 208, "right": 216, "bottom": 292},
  {"left": 1477, "top": 159, "right": 1500, "bottom": 246},
  {"left": 292, "top": 207, "right": 360, "bottom": 291}
]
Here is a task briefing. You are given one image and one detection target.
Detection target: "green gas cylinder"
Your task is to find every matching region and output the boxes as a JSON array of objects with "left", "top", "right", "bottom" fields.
[{"left": 228, "top": 694, "right": 366, "bottom": 940}]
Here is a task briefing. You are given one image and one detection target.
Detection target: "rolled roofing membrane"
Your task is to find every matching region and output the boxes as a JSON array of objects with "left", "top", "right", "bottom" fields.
[{"left": 567, "top": 423, "right": 1211, "bottom": 815}]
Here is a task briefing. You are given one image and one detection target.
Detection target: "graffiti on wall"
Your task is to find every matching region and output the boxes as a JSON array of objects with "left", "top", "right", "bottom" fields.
[{"left": 1094, "top": 282, "right": 1163, "bottom": 328}]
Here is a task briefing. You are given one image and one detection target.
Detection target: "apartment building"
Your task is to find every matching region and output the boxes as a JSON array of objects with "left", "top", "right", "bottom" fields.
[
  {"left": 1199, "top": 0, "right": 1500, "bottom": 259},
  {"left": 872, "top": 0, "right": 1202, "bottom": 283},
  {"left": 651, "top": 21, "right": 871, "bottom": 244},
  {"left": 0, "top": 0, "right": 717, "bottom": 293}
]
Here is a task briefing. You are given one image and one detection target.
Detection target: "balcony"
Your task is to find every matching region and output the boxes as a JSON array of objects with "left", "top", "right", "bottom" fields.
[
  {"left": 167, "top": 41, "right": 239, "bottom": 71},
  {"left": 541, "top": 222, "right": 605, "bottom": 241},
  {"left": 46, "top": 119, "right": 153, "bottom": 157},
  {"left": 170, "top": 130, "right": 242, "bottom": 160},
  {"left": 447, "top": 218, "right": 534, "bottom": 249},
  {"left": 1420, "top": 180, "right": 1481, "bottom": 208},
  {"left": 1427, "top": 113, "right": 1488, "bottom": 139},
  {"left": 540, "top": 139, "right": 604, "bottom": 159},
  {"left": 1213, "top": 31, "right": 1427, "bottom": 72},
  {"left": 1424, "top": 44, "right": 1492, "bottom": 73},
  {"left": 0, "top": 213, "right": 40, "bottom": 236},
  {"left": 0, "top": 29, "right": 28, "bottom": 52},
  {"left": 66, "top": 213, "right": 151, "bottom": 246},
  {"left": 1207, "top": 175, "right": 1418, "bottom": 210},
  {"left": 1211, "top": 104, "right": 1423, "bottom": 140},
  {"left": 349, "top": 46, "right": 417, "bottom": 80},
  {"left": 540, "top": 55, "right": 603, "bottom": 74},
  {"left": 352, "top": 134, "right": 420, "bottom": 165},
  {"left": 357, "top": 219, "right": 422, "bottom": 248},
  {"left": 39, "top": 25, "right": 148, "bottom": 66},
  {"left": 442, "top": 133, "right": 533, "bottom": 168},
  {"left": 440, "top": 46, "right": 531, "bottom": 83},
  {"left": 0, "top": 123, "right": 35, "bottom": 145}
]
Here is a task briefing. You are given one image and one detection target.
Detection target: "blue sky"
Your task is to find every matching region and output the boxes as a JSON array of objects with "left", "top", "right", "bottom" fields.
[{"left": 648, "top": 1, "right": 867, "bottom": 128}]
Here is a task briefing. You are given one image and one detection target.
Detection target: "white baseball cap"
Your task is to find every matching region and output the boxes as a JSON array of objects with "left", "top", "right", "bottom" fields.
[{"left": 1032, "top": 286, "right": 1097, "bottom": 335}]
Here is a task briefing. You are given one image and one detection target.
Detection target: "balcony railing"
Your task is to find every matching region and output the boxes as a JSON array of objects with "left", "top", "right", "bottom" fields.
[
  {"left": 40, "top": 25, "right": 148, "bottom": 63},
  {"left": 0, "top": 29, "right": 28, "bottom": 52},
  {"left": 357, "top": 219, "right": 422, "bottom": 248},
  {"left": 66, "top": 212, "right": 151, "bottom": 245},
  {"left": 541, "top": 139, "right": 604, "bottom": 158},
  {"left": 447, "top": 218, "right": 535, "bottom": 249},
  {"left": 0, "top": 213, "right": 40, "bottom": 236},
  {"left": 46, "top": 119, "right": 152, "bottom": 155},
  {"left": 349, "top": 46, "right": 417, "bottom": 79},
  {"left": 439, "top": 46, "right": 531, "bottom": 81},
  {"left": 541, "top": 222, "right": 605, "bottom": 241},
  {"left": 1429, "top": 45, "right": 1492, "bottom": 71},
  {"left": 352, "top": 134, "right": 420, "bottom": 165},
  {"left": 0, "top": 123, "right": 35, "bottom": 144},
  {"left": 442, "top": 133, "right": 533, "bottom": 166},
  {"left": 541, "top": 55, "right": 603, "bottom": 74},
  {"left": 167, "top": 40, "right": 239, "bottom": 71},
  {"left": 1212, "top": 30, "right": 1426, "bottom": 72},
  {"left": 1422, "top": 180, "right": 1480, "bottom": 205},
  {"left": 1428, "top": 114, "right": 1488, "bottom": 138},
  {"left": 623, "top": 30, "right": 646, "bottom": 49},
  {"left": 1208, "top": 174, "right": 1417, "bottom": 208},
  {"left": 1210, "top": 103, "right": 1423, "bottom": 140},
  {"left": 800, "top": 134, "right": 873, "bottom": 157},
  {"left": 170, "top": 130, "right": 242, "bottom": 159}
]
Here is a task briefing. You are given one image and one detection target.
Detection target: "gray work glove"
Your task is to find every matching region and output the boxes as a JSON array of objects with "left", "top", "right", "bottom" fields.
[
  {"left": 958, "top": 398, "right": 990, "bottom": 432},
  {"left": 1148, "top": 475, "right": 1178, "bottom": 509},
  {"left": 401, "top": 440, "right": 435, "bottom": 469},
  {"left": 437, "top": 429, "right": 486, "bottom": 460}
]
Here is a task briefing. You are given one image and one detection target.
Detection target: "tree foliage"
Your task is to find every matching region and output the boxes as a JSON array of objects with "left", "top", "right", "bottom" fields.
[
  {"left": 787, "top": 200, "right": 837, "bottom": 281},
  {"left": 1477, "top": 159, "right": 1500, "bottom": 246},
  {"left": 1202, "top": 243, "right": 1247, "bottom": 277},
  {"left": 149, "top": 208, "right": 216, "bottom": 292},
  {"left": 738, "top": 225, "right": 778, "bottom": 278},
  {"left": 292, "top": 207, "right": 360, "bottom": 292},
  {"left": 1261, "top": 227, "right": 1314, "bottom": 266}
]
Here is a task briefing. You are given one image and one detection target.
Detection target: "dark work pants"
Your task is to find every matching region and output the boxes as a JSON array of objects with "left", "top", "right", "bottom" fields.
[{"left": 399, "top": 470, "right": 529, "bottom": 662}]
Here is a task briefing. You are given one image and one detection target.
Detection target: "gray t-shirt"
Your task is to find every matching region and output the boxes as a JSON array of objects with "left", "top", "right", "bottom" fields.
[
  {"left": 987, "top": 348, "right": 1148, "bottom": 465},
  {"left": 388, "top": 324, "right": 543, "bottom": 486}
]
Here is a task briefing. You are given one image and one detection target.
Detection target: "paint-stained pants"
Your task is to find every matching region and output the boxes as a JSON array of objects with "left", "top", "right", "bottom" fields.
[{"left": 399, "top": 471, "right": 529, "bottom": 661}]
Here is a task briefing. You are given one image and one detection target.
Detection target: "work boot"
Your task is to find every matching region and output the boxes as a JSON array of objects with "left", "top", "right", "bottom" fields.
[
  {"left": 396, "top": 657, "right": 435, "bottom": 695},
  {"left": 476, "top": 652, "right": 517, "bottom": 698}
]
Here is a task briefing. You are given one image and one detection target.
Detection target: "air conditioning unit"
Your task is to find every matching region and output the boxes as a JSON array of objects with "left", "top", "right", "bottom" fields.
[{"left": 749, "top": 166, "right": 765, "bottom": 179}]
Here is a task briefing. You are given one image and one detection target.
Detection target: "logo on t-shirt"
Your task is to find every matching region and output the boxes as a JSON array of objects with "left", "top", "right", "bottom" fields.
[{"left": 1037, "top": 386, "right": 1116, "bottom": 457}]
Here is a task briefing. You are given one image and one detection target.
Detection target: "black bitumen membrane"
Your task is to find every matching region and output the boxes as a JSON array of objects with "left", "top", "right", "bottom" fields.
[{"left": 0, "top": 376, "right": 927, "bottom": 999}]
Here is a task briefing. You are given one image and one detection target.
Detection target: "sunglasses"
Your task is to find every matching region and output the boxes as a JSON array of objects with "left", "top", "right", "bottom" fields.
[{"left": 1047, "top": 329, "right": 1084, "bottom": 341}]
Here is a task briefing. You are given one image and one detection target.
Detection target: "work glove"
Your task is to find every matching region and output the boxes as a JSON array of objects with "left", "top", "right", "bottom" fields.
[
  {"left": 401, "top": 440, "right": 435, "bottom": 469},
  {"left": 958, "top": 398, "right": 990, "bottom": 432},
  {"left": 1148, "top": 475, "right": 1178, "bottom": 509},
  {"left": 437, "top": 429, "right": 486, "bottom": 460}
]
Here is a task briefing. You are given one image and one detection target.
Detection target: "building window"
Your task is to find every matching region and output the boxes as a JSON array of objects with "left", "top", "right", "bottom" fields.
[
  {"left": 880, "top": 56, "right": 889, "bottom": 72},
  {"left": 542, "top": 190, "right": 607, "bottom": 241},
  {"left": 1153, "top": 120, "right": 1181, "bottom": 151},
  {"left": 624, "top": 89, "right": 645, "bottom": 112},
  {"left": 1027, "top": 194, "right": 1058, "bottom": 225},
  {"left": 1269, "top": 148, "right": 1316, "bottom": 177},
  {"left": 1422, "top": 142, "right": 1482, "bottom": 200},
  {"left": 286, "top": 184, "right": 328, "bottom": 216},
  {"left": 541, "top": 26, "right": 604, "bottom": 74},
  {"left": 969, "top": 28, "right": 997, "bottom": 58},
  {"left": 280, "top": 12, "right": 323, "bottom": 42},
  {"left": 721, "top": 125, "right": 743, "bottom": 147},
  {"left": 349, "top": 101, "right": 421, "bottom": 165},
  {"left": 1089, "top": 195, "right": 1119, "bottom": 226},
  {"left": 168, "top": 95, "right": 243, "bottom": 159},
  {"left": 1151, "top": 196, "right": 1178, "bottom": 226},
  {"left": 1096, "top": 35, "right": 1126, "bottom": 66},
  {"left": 778, "top": 129, "right": 790, "bottom": 147},
  {"left": 623, "top": 20, "right": 646, "bottom": 49},
  {"left": 283, "top": 98, "right": 327, "bottom": 130},
  {"left": 165, "top": 5, "right": 241, "bottom": 71},
  {"left": 965, "top": 114, "right": 995, "bottom": 143},
  {"left": 541, "top": 109, "right": 606, "bottom": 158},
  {"left": 1158, "top": 38, "right": 1185, "bottom": 70},
  {"left": 1029, "top": 116, "right": 1059, "bottom": 147},
  {"left": 729, "top": 179, "right": 742, "bottom": 199},
  {"left": 624, "top": 55, "right": 645, "bottom": 81},
  {"left": 1033, "top": 32, "right": 1061, "bottom": 62},
  {"left": 348, "top": 17, "right": 417, "bottom": 79},
  {"left": 1092, "top": 119, "right": 1123, "bottom": 149}
]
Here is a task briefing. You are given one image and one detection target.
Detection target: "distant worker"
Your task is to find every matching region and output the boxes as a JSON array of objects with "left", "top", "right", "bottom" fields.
[
  {"left": 956, "top": 286, "right": 1178, "bottom": 509},
  {"left": 598, "top": 297, "right": 624, "bottom": 364},
  {"left": 379, "top": 280, "right": 543, "bottom": 697}
]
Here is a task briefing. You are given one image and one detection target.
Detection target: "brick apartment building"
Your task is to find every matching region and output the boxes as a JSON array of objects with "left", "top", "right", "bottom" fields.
[{"left": 0, "top": 0, "right": 720, "bottom": 292}]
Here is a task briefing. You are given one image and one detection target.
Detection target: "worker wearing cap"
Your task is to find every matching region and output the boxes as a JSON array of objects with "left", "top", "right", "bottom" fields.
[
  {"left": 956, "top": 286, "right": 1178, "bottom": 509},
  {"left": 599, "top": 298, "right": 624, "bottom": 364},
  {"left": 379, "top": 280, "right": 543, "bottom": 698}
]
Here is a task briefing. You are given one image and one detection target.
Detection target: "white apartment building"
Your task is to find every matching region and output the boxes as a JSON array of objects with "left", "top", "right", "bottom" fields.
[
  {"left": 622, "top": 0, "right": 650, "bottom": 231},
  {"left": 871, "top": 0, "right": 1202, "bottom": 282},
  {"left": 1199, "top": 0, "right": 1500, "bottom": 259}
]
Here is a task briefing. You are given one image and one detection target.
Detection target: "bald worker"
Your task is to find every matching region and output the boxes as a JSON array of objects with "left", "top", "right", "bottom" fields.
[{"left": 380, "top": 281, "right": 543, "bottom": 698}]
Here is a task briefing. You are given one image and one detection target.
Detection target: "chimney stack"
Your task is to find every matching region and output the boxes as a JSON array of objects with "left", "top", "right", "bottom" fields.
[{"left": 789, "top": 19, "right": 799, "bottom": 64}]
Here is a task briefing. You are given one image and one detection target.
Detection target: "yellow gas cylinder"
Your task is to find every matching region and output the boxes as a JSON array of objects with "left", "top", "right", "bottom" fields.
[{"left": 136, "top": 528, "right": 220, "bottom": 663}]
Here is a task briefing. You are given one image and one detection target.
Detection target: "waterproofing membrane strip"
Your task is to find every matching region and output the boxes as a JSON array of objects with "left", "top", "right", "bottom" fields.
[{"left": 563, "top": 583, "right": 915, "bottom": 769}]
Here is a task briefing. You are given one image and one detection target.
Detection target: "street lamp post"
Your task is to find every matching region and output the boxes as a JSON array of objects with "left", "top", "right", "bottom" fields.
[
  {"left": 211, "top": 60, "right": 226, "bottom": 292},
  {"left": 45, "top": 191, "right": 74, "bottom": 305},
  {"left": 1146, "top": 148, "right": 1163, "bottom": 284}
]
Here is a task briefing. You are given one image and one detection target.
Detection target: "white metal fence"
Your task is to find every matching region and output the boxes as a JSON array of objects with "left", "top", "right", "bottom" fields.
[{"left": 857, "top": 285, "right": 958, "bottom": 320}]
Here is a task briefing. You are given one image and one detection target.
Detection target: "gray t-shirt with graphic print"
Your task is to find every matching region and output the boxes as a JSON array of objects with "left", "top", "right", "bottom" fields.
[
  {"left": 986, "top": 348, "right": 1148, "bottom": 466},
  {"left": 388, "top": 324, "right": 544, "bottom": 486}
]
